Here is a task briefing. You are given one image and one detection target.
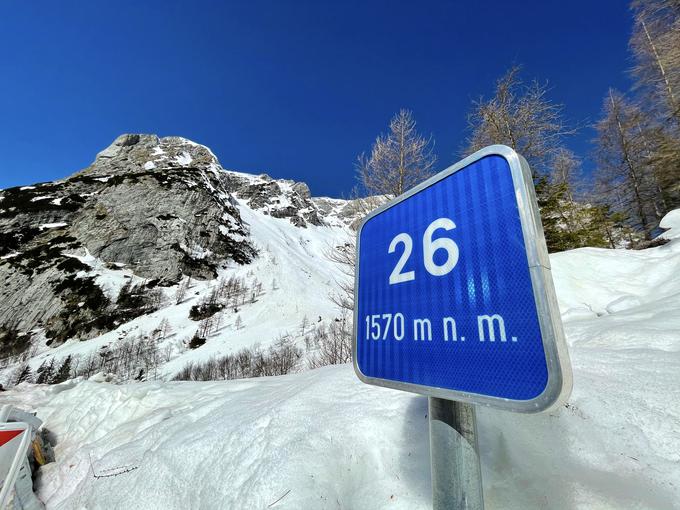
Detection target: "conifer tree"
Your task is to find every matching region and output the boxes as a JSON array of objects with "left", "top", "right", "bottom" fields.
[
  {"left": 464, "top": 66, "right": 607, "bottom": 250},
  {"left": 36, "top": 359, "right": 55, "bottom": 384},
  {"left": 15, "top": 363, "right": 32, "bottom": 385},
  {"left": 51, "top": 355, "right": 73, "bottom": 384}
]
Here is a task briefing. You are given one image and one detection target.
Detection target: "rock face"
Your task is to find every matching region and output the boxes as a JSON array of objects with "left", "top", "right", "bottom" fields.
[
  {"left": 0, "top": 134, "right": 256, "bottom": 344},
  {"left": 219, "top": 169, "right": 371, "bottom": 230},
  {"left": 221, "top": 171, "right": 325, "bottom": 228},
  {"left": 312, "top": 196, "right": 374, "bottom": 230}
]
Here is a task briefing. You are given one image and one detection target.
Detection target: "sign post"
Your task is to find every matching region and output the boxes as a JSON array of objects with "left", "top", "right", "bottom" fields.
[
  {"left": 353, "top": 145, "right": 572, "bottom": 508},
  {"left": 429, "top": 399, "right": 482, "bottom": 509}
]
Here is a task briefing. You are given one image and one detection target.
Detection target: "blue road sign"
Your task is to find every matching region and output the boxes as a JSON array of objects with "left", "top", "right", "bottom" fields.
[{"left": 353, "top": 145, "right": 572, "bottom": 412}]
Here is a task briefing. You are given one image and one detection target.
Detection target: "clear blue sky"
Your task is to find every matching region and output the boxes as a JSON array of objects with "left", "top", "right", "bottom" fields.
[{"left": 0, "top": 0, "right": 632, "bottom": 197}]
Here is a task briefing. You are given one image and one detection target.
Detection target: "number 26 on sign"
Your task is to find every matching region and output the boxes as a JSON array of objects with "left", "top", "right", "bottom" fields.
[{"left": 388, "top": 218, "right": 459, "bottom": 285}]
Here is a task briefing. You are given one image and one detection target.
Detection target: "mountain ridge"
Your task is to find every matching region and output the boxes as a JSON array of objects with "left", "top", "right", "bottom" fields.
[{"left": 0, "top": 134, "right": 353, "bottom": 353}]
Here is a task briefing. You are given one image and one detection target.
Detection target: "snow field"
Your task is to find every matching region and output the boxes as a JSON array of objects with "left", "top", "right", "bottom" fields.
[
  {"left": 2, "top": 209, "right": 679, "bottom": 509},
  {"left": 3, "top": 367, "right": 432, "bottom": 509}
]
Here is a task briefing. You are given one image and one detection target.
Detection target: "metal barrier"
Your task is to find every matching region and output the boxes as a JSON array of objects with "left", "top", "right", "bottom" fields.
[{"left": 0, "top": 405, "right": 45, "bottom": 510}]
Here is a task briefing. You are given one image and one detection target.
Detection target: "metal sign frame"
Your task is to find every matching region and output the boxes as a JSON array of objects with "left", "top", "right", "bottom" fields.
[{"left": 352, "top": 145, "right": 572, "bottom": 413}]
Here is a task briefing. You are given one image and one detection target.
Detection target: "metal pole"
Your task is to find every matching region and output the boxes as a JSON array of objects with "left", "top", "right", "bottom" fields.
[{"left": 429, "top": 397, "right": 484, "bottom": 510}]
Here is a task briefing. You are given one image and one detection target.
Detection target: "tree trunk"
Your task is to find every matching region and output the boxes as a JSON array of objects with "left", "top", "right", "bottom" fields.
[{"left": 641, "top": 19, "right": 678, "bottom": 119}]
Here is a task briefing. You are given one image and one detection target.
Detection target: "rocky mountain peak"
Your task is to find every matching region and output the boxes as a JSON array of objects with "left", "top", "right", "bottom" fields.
[
  {"left": 0, "top": 134, "right": 256, "bottom": 345},
  {"left": 79, "top": 134, "right": 221, "bottom": 178},
  {"left": 0, "top": 133, "right": 364, "bottom": 351}
]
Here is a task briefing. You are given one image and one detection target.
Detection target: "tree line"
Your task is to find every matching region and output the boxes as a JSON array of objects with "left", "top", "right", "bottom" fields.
[
  {"left": 351, "top": 0, "right": 678, "bottom": 250},
  {"left": 595, "top": 0, "right": 680, "bottom": 239},
  {"left": 6, "top": 317, "right": 177, "bottom": 387},
  {"left": 326, "top": 0, "right": 678, "bottom": 326}
]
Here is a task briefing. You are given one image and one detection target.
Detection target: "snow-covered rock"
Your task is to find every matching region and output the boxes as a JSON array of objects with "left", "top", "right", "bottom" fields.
[
  {"left": 0, "top": 134, "right": 255, "bottom": 342},
  {"left": 221, "top": 170, "right": 326, "bottom": 227}
]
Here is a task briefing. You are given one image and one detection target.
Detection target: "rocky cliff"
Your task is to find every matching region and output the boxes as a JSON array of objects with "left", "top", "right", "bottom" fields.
[
  {"left": 221, "top": 170, "right": 368, "bottom": 229},
  {"left": 0, "top": 134, "right": 256, "bottom": 346},
  {"left": 0, "top": 133, "right": 366, "bottom": 357}
]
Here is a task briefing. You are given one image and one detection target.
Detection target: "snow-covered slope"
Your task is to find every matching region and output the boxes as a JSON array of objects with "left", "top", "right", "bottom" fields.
[
  {"left": 4, "top": 211, "right": 680, "bottom": 509},
  {"left": 0, "top": 193, "right": 350, "bottom": 381},
  {"left": 0, "top": 133, "right": 366, "bottom": 382}
]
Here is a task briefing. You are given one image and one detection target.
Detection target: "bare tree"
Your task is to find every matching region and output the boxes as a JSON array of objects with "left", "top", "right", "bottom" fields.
[
  {"left": 307, "top": 315, "right": 352, "bottom": 369},
  {"left": 357, "top": 109, "right": 436, "bottom": 198},
  {"left": 631, "top": 0, "right": 680, "bottom": 122},
  {"left": 198, "top": 316, "right": 214, "bottom": 338},
  {"left": 326, "top": 110, "right": 432, "bottom": 329},
  {"left": 594, "top": 89, "right": 659, "bottom": 237},
  {"left": 162, "top": 343, "right": 174, "bottom": 363},
  {"left": 630, "top": 0, "right": 680, "bottom": 210},
  {"left": 175, "top": 277, "right": 190, "bottom": 305},
  {"left": 299, "top": 316, "right": 310, "bottom": 336},
  {"left": 465, "top": 66, "right": 576, "bottom": 177},
  {"left": 463, "top": 66, "right": 611, "bottom": 251},
  {"left": 154, "top": 318, "right": 172, "bottom": 341},
  {"left": 323, "top": 188, "right": 387, "bottom": 314},
  {"left": 13, "top": 363, "right": 32, "bottom": 385},
  {"left": 550, "top": 148, "right": 582, "bottom": 201},
  {"left": 267, "top": 334, "right": 301, "bottom": 376},
  {"left": 174, "top": 339, "right": 301, "bottom": 382},
  {"left": 325, "top": 238, "right": 357, "bottom": 314},
  {"left": 78, "top": 352, "right": 99, "bottom": 379},
  {"left": 212, "top": 311, "right": 224, "bottom": 334}
]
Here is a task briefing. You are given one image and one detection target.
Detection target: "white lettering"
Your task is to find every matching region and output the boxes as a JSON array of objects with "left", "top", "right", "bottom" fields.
[
  {"left": 442, "top": 317, "right": 457, "bottom": 341},
  {"left": 413, "top": 318, "right": 432, "bottom": 341},
  {"left": 477, "top": 314, "right": 507, "bottom": 342}
]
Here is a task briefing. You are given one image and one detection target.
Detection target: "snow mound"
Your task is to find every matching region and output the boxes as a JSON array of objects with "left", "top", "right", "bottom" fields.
[
  {"left": 4, "top": 368, "right": 432, "bottom": 509},
  {"left": 660, "top": 208, "right": 680, "bottom": 240},
  {"left": 551, "top": 226, "right": 680, "bottom": 322}
]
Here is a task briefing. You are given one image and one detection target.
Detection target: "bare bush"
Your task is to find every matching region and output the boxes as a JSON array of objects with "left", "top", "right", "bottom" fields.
[
  {"left": 74, "top": 332, "right": 162, "bottom": 381},
  {"left": 173, "top": 336, "right": 302, "bottom": 382},
  {"left": 175, "top": 277, "right": 191, "bottom": 305},
  {"left": 307, "top": 315, "right": 352, "bottom": 369}
]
